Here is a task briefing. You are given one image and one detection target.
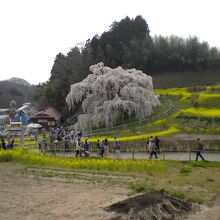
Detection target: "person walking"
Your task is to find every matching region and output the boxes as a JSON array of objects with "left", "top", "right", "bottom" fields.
[
  {"left": 42, "top": 135, "right": 47, "bottom": 151},
  {"left": 51, "top": 139, "right": 58, "bottom": 156},
  {"left": 148, "top": 136, "right": 158, "bottom": 159},
  {"left": 100, "top": 140, "right": 105, "bottom": 157},
  {"left": 38, "top": 139, "right": 43, "bottom": 152},
  {"left": 96, "top": 139, "right": 101, "bottom": 157},
  {"left": 154, "top": 136, "right": 160, "bottom": 154},
  {"left": 1, "top": 139, "right": 6, "bottom": 150},
  {"left": 5, "top": 139, "right": 11, "bottom": 149},
  {"left": 64, "top": 136, "right": 69, "bottom": 152},
  {"left": 104, "top": 138, "right": 109, "bottom": 157},
  {"left": 195, "top": 138, "right": 205, "bottom": 161},
  {"left": 113, "top": 137, "right": 120, "bottom": 159},
  {"left": 75, "top": 138, "right": 81, "bottom": 157},
  {"left": 83, "top": 138, "right": 90, "bottom": 157}
]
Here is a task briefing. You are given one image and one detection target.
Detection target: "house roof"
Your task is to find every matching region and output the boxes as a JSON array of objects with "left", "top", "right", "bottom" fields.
[
  {"left": 30, "top": 111, "right": 55, "bottom": 120},
  {"left": 30, "top": 107, "right": 61, "bottom": 121},
  {"left": 35, "top": 111, "right": 51, "bottom": 116},
  {"left": 43, "top": 107, "right": 61, "bottom": 121},
  {"left": 30, "top": 115, "right": 55, "bottom": 119}
]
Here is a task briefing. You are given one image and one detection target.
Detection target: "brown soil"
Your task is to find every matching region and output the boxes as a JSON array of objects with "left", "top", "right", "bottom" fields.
[
  {"left": 105, "top": 191, "right": 193, "bottom": 220},
  {"left": 0, "top": 163, "right": 128, "bottom": 220},
  {"left": 0, "top": 163, "right": 219, "bottom": 220},
  {"left": 186, "top": 195, "right": 220, "bottom": 220}
]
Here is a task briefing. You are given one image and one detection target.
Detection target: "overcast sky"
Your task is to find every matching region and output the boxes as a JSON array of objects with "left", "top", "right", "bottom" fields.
[{"left": 0, "top": 0, "right": 219, "bottom": 85}]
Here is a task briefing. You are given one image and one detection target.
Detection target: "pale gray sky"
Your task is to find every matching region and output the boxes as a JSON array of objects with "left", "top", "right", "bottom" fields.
[{"left": 0, "top": 0, "right": 219, "bottom": 84}]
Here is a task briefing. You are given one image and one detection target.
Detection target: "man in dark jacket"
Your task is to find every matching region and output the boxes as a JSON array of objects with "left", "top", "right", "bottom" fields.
[
  {"left": 1, "top": 139, "right": 6, "bottom": 150},
  {"left": 195, "top": 138, "right": 205, "bottom": 161},
  {"left": 83, "top": 138, "right": 90, "bottom": 157}
]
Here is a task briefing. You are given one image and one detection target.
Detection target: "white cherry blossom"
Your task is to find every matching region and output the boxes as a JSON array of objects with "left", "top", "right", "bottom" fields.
[{"left": 66, "top": 62, "right": 160, "bottom": 129}]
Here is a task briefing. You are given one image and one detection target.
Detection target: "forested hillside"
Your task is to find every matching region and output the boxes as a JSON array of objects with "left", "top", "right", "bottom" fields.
[
  {"left": 0, "top": 79, "right": 36, "bottom": 108},
  {"left": 36, "top": 15, "right": 220, "bottom": 116}
]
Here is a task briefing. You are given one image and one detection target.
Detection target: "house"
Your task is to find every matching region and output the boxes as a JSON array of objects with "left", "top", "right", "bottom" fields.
[
  {"left": 29, "top": 107, "right": 61, "bottom": 128},
  {"left": 43, "top": 107, "right": 62, "bottom": 123}
]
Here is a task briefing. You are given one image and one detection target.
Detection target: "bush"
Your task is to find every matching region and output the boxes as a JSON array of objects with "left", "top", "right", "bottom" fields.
[
  {"left": 0, "top": 151, "right": 13, "bottom": 162},
  {"left": 179, "top": 166, "right": 192, "bottom": 175},
  {"left": 197, "top": 94, "right": 220, "bottom": 108},
  {"left": 176, "top": 108, "right": 220, "bottom": 120},
  {"left": 170, "top": 191, "right": 186, "bottom": 200},
  {"left": 129, "top": 183, "right": 148, "bottom": 193}
]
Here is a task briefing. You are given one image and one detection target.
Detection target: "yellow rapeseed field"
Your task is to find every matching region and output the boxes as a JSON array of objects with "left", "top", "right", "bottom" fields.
[
  {"left": 87, "top": 126, "right": 179, "bottom": 143},
  {"left": 177, "top": 107, "right": 220, "bottom": 118},
  {"left": 0, "top": 148, "right": 168, "bottom": 174}
]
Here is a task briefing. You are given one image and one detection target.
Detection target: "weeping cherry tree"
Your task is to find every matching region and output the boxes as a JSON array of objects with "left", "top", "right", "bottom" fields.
[{"left": 66, "top": 62, "right": 160, "bottom": 129}]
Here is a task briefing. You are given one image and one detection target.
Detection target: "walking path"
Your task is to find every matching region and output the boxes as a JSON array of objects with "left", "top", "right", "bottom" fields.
[{"left": 54, "top": 151, "right": 220, "bottom": 161}]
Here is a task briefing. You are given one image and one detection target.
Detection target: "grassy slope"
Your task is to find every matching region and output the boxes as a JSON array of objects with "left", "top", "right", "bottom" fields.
[
  {"left": 86, "top": 83, "right": 220, "bottom": 142},
  {"left": 153, "top": 69, "right": 220, "bottom": 89}
]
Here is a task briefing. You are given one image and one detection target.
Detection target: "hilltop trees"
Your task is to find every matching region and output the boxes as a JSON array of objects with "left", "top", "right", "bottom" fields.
[
  {"left": 35, "top": 47, "right": 93, "bottom": 115},
  {"left": 66, "top": 63, "right": 160, "bottom": 129},
  {"left": 90, "top": 16, "right": 152, "bottom": 70},
  {"left": 36, "top": 15, "right": 220, "bottom": 116},
  {"left": 146, "top": 35, "right": 220, "bottom": 72}
]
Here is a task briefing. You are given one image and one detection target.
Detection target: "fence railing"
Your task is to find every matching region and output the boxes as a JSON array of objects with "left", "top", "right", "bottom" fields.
[
  {"left": 85, "top": 99, "right": 174, "bottom": 136},
  {"left": 42, "top": 139, "right": 220, "bottom": 161}
]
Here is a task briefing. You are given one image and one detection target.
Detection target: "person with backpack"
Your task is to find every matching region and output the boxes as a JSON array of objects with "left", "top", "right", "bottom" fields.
[
  {"left": 113, "top": 137, "right": 120, "bottom": 159},
  {"left": 195, "top": 138, "right": 205, "bottom": 161}
]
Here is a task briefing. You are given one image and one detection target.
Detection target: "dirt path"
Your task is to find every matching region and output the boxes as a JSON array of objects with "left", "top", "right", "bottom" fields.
[{"left": 0, "top": 163, "right": 128, "bottom": 220}]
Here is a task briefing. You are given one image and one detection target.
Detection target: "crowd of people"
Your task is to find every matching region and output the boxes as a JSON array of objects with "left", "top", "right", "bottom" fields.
[
  {"left": 47, "top": 128, "right": 112, "bottom": 158},
  {"left": 0, "top": 126, "right": 206, "bottom": 161},
  {"left": 47, "top": 127, "right": 162, "bottom": 160},
  {"left": 0, "top": 138, "right": 14, "bottom": 150},
  {"left": 46, "top": 128, "right": 93, "bottom": 157},
  {"left": 41, "top": 127, "right": 120, "bottom": 158}
]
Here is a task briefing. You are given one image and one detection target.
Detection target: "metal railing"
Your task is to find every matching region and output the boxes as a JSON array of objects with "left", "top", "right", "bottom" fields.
[
  {"left": 43, "top": 139, "right": 220, "bottom": 161},
  {"left": 86, "top": 99, "right": 174, "bottom": 136}
]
